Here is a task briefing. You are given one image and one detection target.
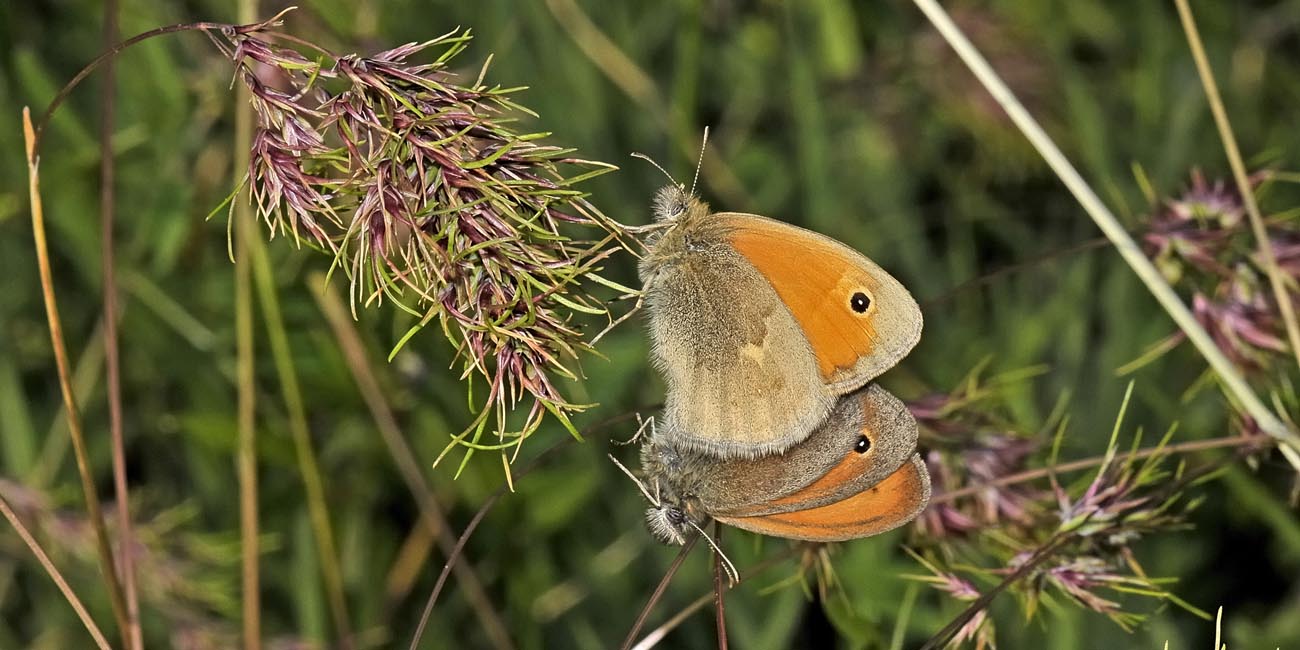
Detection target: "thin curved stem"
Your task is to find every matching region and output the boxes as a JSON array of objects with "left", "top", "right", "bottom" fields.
[
  {"left": 407, "top": 408, "right": 646, "bottom": 649},
  {"left": 620, "top": 537, "right": 700, "bottom": 650},
  {"left": 629, "top": 543, "right": 807, "bottom": 650},
  {"left": 31, "top": 7, "right": 298, "bottom": 155},
  {"left": 917, "top": 535, "right": 1069, "bottom": 650},
  {"left": 311, "top": 274, "right": 512, "bottom": 650},
  {"left": 406, "top": 437, "right": 567, "bottom": 650}
]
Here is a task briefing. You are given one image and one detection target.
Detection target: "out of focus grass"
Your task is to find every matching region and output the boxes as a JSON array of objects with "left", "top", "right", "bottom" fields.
[{"left": 2, "top": 1, "right": 1299, "bottom": 648}]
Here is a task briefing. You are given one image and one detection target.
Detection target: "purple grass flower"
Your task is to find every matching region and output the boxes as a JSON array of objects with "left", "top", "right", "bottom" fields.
[
  {"left": 213, "top": 23, "right": 629, "bottom": 453},
  {"left": 1140, "top": 169, "right": 1299, "bottom": 375}
]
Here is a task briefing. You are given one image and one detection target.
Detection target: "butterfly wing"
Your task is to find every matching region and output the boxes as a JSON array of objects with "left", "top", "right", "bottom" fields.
[
  {"left": 642, "top": 216, "right": 835, "bottom": 458},
  {"left": 724, "top": 213, "right": 923, "bottom": 394},
  {"left": 694, "top": 384, "right": 931, "bottom": 542},
  {"left": 714, "top": 454, "right": 930, "bottom": 542},
  {"left": 694, "top": 384, "right": 920, "bottom": 516}
]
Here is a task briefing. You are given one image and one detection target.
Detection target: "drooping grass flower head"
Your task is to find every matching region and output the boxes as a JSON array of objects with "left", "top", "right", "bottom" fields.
[{"left": 211, "top": 17, "right": 634, "bottom": 464}]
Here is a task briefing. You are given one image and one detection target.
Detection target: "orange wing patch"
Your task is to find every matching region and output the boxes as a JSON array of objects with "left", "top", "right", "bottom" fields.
[
  {"left": 767, "top": 440, "right": 872, "bottom": 509},
  {"left": 724, "top": 213, "right": 919, "bottom": 390},
  {"left": 715, "top": 455, "right": 930, "bottom": 542}
]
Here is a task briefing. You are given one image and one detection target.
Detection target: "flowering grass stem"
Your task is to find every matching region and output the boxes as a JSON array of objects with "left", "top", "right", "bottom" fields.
[
  {"left": 909, "top": 0, "right": 1300, "bottom": 468},
  {"left": 1173, "top": 0, "right": 1300, "bottom": 378}
]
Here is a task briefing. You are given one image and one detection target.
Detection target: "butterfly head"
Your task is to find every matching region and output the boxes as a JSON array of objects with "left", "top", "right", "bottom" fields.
[
  {"left": 636, "top": 438, "right": 709, "bottom": 545},
  {"left": 644, "top": 491, "right": 705, "bottom": 546},
  {"left": 651, "top": 184, "right": 710, "bottom": 224}
]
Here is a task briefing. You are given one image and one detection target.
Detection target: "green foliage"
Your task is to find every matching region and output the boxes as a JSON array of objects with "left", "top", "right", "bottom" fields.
[{"left": 1, "top": 1, "right": 1298, "bottom": 648}]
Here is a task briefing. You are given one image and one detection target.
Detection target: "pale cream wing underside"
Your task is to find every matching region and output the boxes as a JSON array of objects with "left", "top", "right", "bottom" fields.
[{"left": 645, "top": 244, "right": 835, "bottom": 458}]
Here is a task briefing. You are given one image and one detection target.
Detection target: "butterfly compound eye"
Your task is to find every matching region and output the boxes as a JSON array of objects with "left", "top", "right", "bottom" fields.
[
  {"left": 850, "top": 292, "right": 871, "bottom": 314},
  {"left": 854, "top": 435, "right": 871, "bottom": 454}
]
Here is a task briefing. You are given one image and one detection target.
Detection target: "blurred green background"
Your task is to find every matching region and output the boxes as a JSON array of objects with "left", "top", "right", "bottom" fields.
[{"left": 3, "top": 0, "right": 1300, "bottom": 648}]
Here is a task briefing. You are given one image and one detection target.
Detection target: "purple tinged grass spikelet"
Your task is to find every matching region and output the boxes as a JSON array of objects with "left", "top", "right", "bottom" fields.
[
  {"left": 1139, "top": 169, "right": 1300, "bottom": 375},
  {"left": 907, "top": 373, "right": 1043, "bottom": 539},
  {"left": 215, "top": 21, "right": 630, "bottom": 461},
  {"left": 905, "top": 367, "right": 1221, "bottom": 647}
]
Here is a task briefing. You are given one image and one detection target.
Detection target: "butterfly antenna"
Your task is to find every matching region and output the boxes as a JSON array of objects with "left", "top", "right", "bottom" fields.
[
  {"left": 689, "top": 126, "right": 709, "bottom": 198},
  {"left": 608, "top": 453, "right": 661, "bottom": 506},
  {"left": 631, "top": 152, "right": 681, "bottom": 190},
  {"left": 689, "top": 520, "right": 739, "bottom": 585}
]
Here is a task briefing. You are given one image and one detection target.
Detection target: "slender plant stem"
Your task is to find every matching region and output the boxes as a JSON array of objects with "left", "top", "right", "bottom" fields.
[
  {"left": 310, "top": 274, "right": 513, "bottom": 650},
  {"left": 923, "top": 237, "right": 1110, "bottom": 308},
  {"left": 1174, "top": 0, "right": 1300, "bottom": 374},
  {"left": 620, "top": 537, "right": 699, "bottom": 650},
  {"left": 246, "top": 232, "right": 352, "bottom": 646},
  {"left": 0, "top": 495, "right": 113, "bottom": 650},
  {"left": 0, "top": 322, "right": 105, "bottom": 604},
  {"left": 629, "top": 544, "right": 806, "bottom": 650},
  {"left": 30, "top": 7, "right": 297, "bottom": 156},
  {"left": 908, "top": 0, "right": 1300, "bottom": 467},
  {"left": 407, "top": 409, "right": 645, "bottom": 649},
  {"left": 629, "top": 592, "right": 711, "bottom": 650},
  {"left": 917, "top": 535, "right": 1070, "bottom": 650},
  {"left": 711, "top": 524, "right": 728, "bottom": 650},
  {"left": 931, "top": 434, "right": 1257, "bottom": 505},
  {"left": 97, "top": 1, "right": 141, "bottom": 648},
  {"left": 22, "top": 107, "right": 132, "bottom": 642},
  {"left": 234, "top": 2, "right": 261, "bottom": 649},
  {"left": 888, "top": 583, "right": 920, "bottom": 650},
  {"left": 408, "top": 435, "right": 573, "bottom": 650}
]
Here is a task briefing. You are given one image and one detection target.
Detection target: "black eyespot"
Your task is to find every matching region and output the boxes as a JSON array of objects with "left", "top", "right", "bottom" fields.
[
  {"left": 850, "top": 292, "right": 871, "bottom": 313},
  {"left": 854, "top": 435, "right": 871, "bottom": 454}
]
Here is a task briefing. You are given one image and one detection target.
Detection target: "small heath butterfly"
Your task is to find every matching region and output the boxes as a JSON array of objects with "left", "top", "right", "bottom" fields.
[
  {"left": 638, "top": 184, "right": 924, "bottom": 459},
  {"left": 627, "top": 146, "right": 929, "bottom": 545},
  {"left": 639, "top": 383, "right": 930, "bottom": 544}
]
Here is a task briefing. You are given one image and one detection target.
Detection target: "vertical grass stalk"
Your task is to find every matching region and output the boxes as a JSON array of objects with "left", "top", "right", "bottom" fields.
[
  {"left": 234, "top": 2, "right": 261, "bottom": 649},
  {"left": 22, "top": 107, "right": 132, "bottom": 642},
  {"left": 1173, "top": 0, "right": 1300, "bottom": 376},
  {"left": 97, "top": 0, "right": 142, "bottom": 647},
  {"left": 908, "top": 0, "right": 1300, "bottom": 467},
  {"left": 247, "top": 230, "right": 352, "bottom": 645}
]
